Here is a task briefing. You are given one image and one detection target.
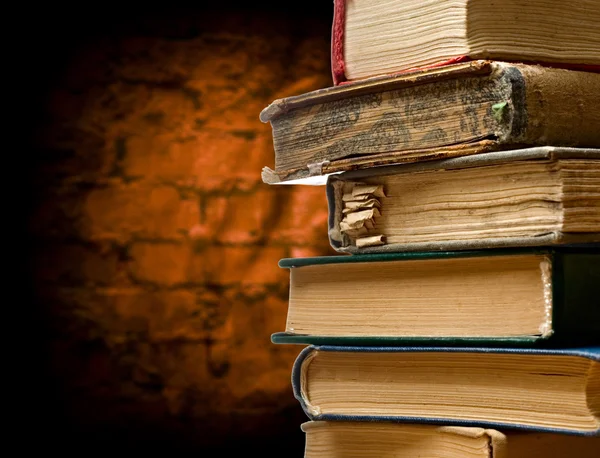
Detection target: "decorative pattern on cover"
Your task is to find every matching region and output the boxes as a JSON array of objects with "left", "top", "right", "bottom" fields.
[{"left": 260, "top": 61, "right": 600, "bottom": 184}]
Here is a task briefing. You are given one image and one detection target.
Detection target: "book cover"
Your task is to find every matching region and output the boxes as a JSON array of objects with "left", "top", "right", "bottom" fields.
[
  {"left": 291, "top": 345, "right": 600, "bottom": 435},
  {"left": 332, "top": 0, "right": 600, "bottom": 85},
  {"left": 260, "top": 60, "right": 600, "bottom": 184},
  {"left": 325, "top": 146, "right": 600, "bottom": 253},
  {"left": 273, "top": 246, "right": 600, "bottom": 347}
]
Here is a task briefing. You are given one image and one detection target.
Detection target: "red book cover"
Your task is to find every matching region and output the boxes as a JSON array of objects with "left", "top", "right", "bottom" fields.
[{"left": 330, "top": 0, "right": 346, "bottom": 86}]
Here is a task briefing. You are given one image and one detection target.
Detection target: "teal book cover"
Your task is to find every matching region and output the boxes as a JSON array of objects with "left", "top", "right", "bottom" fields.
[{"left": 273, "top": 246, "right": 600, "bottom": 347}]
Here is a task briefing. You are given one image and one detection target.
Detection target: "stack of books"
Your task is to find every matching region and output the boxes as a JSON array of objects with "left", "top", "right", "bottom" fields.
[{"left": 260, "top": 1, "right": 600, "bottom": 456}]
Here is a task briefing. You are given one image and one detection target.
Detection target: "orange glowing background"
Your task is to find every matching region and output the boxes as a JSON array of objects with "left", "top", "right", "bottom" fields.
[{"left": 25, "top": 3, "right": 336, "bottom": 455}]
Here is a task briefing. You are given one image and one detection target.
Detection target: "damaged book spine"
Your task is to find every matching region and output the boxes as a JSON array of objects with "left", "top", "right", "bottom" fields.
[
  {"left": 326, "top": 147, "right": 600, "bottom": 254},
  {"left": 336, "top": 181, "right": 386, "bottom": 249}
]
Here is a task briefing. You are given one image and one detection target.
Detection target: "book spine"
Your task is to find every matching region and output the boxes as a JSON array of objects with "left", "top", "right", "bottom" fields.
[
  {"left": 551, "top": 251, "right": 600, "bottom": 345},
  {"left": 502, "top": 64, "right": 600, "bottom": 147},
  {"left": 331, "top": 0, "right": 346, "bottom": 85},
  {"left": 292, "top": 345, "right": 318, "bottom": 419}
]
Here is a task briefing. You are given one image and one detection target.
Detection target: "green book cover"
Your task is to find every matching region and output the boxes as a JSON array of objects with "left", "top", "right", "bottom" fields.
[{"left": 273, "top": 246, "right": 600, "bottom": 347}]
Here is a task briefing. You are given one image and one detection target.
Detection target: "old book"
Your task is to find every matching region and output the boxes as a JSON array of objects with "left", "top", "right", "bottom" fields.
[
  {"left": 259, "top": 60, "right": 600, "bottom": 184},
  {"left": 331, "top": 0, "right": 600, "bottom": 84},
  {"left": 325, "top": 147, "right": 600, "bottom": 253},
  {"left": 301, "top": 421, "right": 600, "bottom": 458},
  {"left": 292, "top": 345, "right": 600, "bottom": 435},
  {"left": 272, "top": 247, "right": 600, "bottom": 346}
]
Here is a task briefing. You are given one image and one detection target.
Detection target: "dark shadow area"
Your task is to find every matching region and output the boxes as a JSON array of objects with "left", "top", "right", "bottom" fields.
[{"left": 21, "top": 2, "right": 333, "bottom": 455}]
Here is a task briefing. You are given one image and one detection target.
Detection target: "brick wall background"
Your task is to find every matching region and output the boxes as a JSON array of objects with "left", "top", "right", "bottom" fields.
[{"left": 24, "top": 4, "right": 336, "bottom": 454}]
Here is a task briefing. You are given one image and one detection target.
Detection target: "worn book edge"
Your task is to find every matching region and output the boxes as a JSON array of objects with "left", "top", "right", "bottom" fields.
[
  {"left": 262, "top": 140, "right": 496, "bottom": 185},
  {"left": 260, "top": 60, "right": 491, "bottom": 122},
  {"left": 261, "top": 60, "right": 600, "bottom": 184},
  {"left": 325, "top": 146, "right": 600, "bottom": 252}
]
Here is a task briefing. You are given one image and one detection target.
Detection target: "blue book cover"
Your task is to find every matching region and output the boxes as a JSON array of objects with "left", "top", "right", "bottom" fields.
[{"left": 291, "top": 345, "right": 600, "bottom": 436}]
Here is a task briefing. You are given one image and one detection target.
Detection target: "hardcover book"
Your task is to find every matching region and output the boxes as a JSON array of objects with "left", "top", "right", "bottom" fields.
[
  {"left": 325, "top": 147, "right": 600, "bottom": 253},
  {"left": 302, "top": 421, "right": 600, "bottom": 458},
  {"left": 331, "top": 0, "right": 600, "bottom": 84},
  {"left": 292, "top": 345, "right": 600, "bottom": 435},
  {"left": 260, "top": 60, "right": 600, "bottom": 184},
  {"left": 272, "top": 247, "right": 600, "bottom": 346}
]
